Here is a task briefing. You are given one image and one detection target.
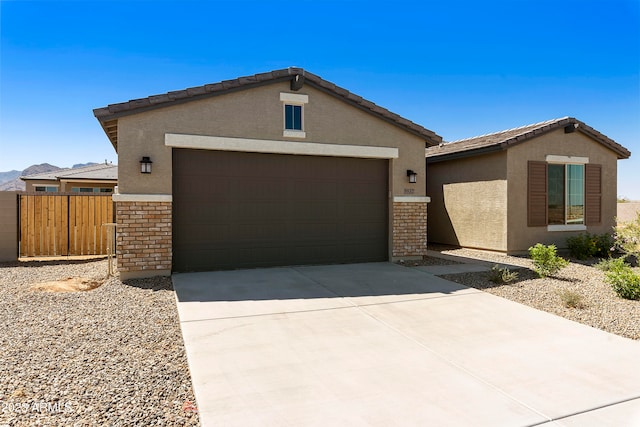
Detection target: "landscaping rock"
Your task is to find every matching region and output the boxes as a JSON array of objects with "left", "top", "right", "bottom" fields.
[
  {"left": 430, "top": 248, "right": 640, "bottom": 341},
  {"left": 0, "top": 259, "right": 199, "bottom": 426}
]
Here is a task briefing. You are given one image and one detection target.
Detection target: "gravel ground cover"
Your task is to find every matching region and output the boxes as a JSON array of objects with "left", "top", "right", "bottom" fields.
[
  {"left": 429, "top": 247, "right": 640, "bottom": 341},
  {"left": 0, "top": 259, "right": 199, "bottom": 427}
]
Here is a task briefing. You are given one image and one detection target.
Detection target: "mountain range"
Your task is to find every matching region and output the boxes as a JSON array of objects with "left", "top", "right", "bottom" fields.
[{"left": 0, "top": 163, "right": 97, "bottom": 191}]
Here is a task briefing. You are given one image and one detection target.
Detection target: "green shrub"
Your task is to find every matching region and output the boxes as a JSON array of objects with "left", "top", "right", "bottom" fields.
[
  {"left": 528, "top": 243, "right": 569, "bottom": 277},
  {"left": 566, "top": 234, "right": 596, "bottom": 260},
  {"left": 605, "top": 267, "right": 640, "bottom": 300},
  {"left": 594, "top": 257, "right": 628, "bottom": 273},
  {"left": 594, "top": 233, "right": 614, "bottom": 258},
  {"left": 557, "top": 289, "right": 586, "bottom": 309},
  {"left": 566, "top": 233, "right": 613, "bottom": 260},
  {"left": 488, "top": 265, "right": 519, "bottom": 284}
]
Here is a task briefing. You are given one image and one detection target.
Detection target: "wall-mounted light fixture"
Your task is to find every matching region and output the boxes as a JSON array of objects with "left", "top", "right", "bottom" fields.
[
  {"left": 140, "top": 156, "right": 153, "bottom": 174},
  {"left": 406, "top": 169, "right": 417, "bottom": 184}
]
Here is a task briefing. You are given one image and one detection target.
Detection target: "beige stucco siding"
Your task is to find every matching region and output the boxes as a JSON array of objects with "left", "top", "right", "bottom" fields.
[
  {"left": 427, "top": 152, "right": 508, "bottom": 251},
  {"left": 116, "top": 81, "right": 427, "bottom": 197},
  {"left": 506, "top": 129, "right": 618, "bottom": 253},
  {"left": 0, "top": 192, "right": 18, "bottom": 262}
]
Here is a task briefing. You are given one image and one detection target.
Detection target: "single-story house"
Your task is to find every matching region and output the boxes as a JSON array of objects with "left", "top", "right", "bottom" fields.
[
  {"left": 425, "top": 117, "right": 631, "bottom": 254},
  {"left": 94, "top": 68, "right": 442, "bottom": 279},
  {"left": 21, "top": 163, "right": 118, "bottom": 193}
]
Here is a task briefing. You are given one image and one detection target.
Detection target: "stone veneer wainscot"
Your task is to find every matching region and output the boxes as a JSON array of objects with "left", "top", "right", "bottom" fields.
[
  {"left": 392, "top": 198, "right": 428, "bottom": 258},
  {"left": 115, "top": 199, "right": 172, "bottom": 279}
]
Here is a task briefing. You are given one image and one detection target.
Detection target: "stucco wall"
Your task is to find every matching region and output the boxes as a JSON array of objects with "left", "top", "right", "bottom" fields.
[
  {"left": 618, "top": 202, "right": 640, "bottom": 224},
  {"left": 116, "top": 81, "right": 427, "bottom": 198},
  {"left": 0, "top": 192, "right": 18, "bottom": 262},
  {"left": 506, "top": 129, "right": 619, "bottom": 253},
  {"left": 426, "top": 151, "right": 508, "bottom": 251}
]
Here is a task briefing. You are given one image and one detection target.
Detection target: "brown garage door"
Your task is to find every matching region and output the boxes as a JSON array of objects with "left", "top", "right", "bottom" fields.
[{"left": 172, "top": 149, "right": 388, "bottom": 272}]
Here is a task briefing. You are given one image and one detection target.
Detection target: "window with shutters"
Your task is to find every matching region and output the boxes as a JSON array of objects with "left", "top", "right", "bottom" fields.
[{"left": 528, "top": 157, "right": 601, "bottom": 231}]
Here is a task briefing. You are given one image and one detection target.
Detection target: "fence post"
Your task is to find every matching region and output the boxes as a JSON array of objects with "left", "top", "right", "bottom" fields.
[{"left": 103, "top": 223, "right": 117, "bottom": 276}]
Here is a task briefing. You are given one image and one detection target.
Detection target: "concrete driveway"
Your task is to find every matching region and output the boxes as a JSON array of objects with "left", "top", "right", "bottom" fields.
[{"left": 173, "top": 262, "right": 640, "bottom": 427}]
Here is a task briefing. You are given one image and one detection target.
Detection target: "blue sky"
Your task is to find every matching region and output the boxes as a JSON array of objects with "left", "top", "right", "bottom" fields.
[{"left": 1, "top": 0, "right": 639, "bottom": 198}]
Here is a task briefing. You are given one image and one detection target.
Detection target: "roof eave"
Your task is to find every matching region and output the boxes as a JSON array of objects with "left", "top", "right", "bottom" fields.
[
  {"left": 93, "top": 68, "right": 443, "bottom": 150},
  {"left": 59, "top": 178, "right": 118, "bottom": 182},
  {"left": 427, "top": 117, "right": 631, "bottom": 161},
  {"left": 426, "top": 144, "right": 505, "bottom": 163}
]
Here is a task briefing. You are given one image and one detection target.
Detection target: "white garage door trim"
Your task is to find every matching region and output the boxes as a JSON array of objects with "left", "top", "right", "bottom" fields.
[{"left": 165, "top": 133, "right": 399, "bottom": 159}]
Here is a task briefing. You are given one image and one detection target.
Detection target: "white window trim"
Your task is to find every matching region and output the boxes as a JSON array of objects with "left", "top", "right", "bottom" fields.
[
  {"left": 281, "top": 92, "right": 308, "bottom": 138},
  {"left": 546, "top": 155, "right": 589, "bottom": 164},
  {"left": 548, "top": 224, "right": 587, "bottom": 232},
  {"left": 280, "top": 93, "right": 309, "bottom": 104},
  {"left": 283, "top": 130, "right": 306, "bottom": 138}
]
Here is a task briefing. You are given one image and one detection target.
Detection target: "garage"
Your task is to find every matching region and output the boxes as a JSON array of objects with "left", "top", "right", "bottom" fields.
[
  {"left": 96, "top": 68, "right": 439, "bottom": 279},
  {"left": 172, "top": 148, "right": 389, "bottom": 272}
]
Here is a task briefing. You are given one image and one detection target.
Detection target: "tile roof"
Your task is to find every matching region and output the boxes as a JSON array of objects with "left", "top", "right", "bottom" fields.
[
  {"left": 93, "top": 67, "right": 443, "bottom": 151},
  {"left": 425, "top": 117, "right": 631, "bottom": 161},
  {"left": 21, "top": 163, "right": 118, "bottom": 181}
]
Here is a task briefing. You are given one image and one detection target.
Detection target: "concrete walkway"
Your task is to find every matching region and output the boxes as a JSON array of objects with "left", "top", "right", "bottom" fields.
[{"left": 173, "top": 262, "right": 640, "bottom": 427}]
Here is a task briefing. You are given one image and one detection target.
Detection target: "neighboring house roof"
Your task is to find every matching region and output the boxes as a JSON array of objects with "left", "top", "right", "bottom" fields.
[
  {"left": 93, "top": 67, "right": 443, "bottom": 151},
  {"left": 21, "top": 163, "right": 118, "bottom": 181},
  {"left": 425, "top": 117, "right": 631, "bottom": 162}
]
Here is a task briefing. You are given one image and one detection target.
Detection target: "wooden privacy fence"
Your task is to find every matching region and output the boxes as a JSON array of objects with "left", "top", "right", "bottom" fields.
[{"left": 19, "top": 194, "right": 115, "bottom": 257}]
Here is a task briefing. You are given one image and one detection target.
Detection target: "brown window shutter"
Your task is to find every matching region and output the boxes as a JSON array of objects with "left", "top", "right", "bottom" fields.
[
  {"left": 585, "top": 164, "right": 602, "bottom": 225},
  {"left": 528, "top": 161, "right": 548, "bottom": 227}
]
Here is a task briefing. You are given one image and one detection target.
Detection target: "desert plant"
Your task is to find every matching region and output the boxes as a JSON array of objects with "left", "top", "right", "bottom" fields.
[
  {"left": 605, "top": 267, "right": 640, "bottom": 300},
  {"left": 488, "top": 265, "right": 519, "bottom": 284},
  {"left": 557, "top": 289, "right": 586, "bottom": 309},
  {"left": 594, "top": 233, "right": 615, "bottom": 258},
  {"left": 566, "top": 234, "right": 597, "bottom": 260},
  {"left": 614, "top": 212, "right": 640, "bottom": 260},
  {"left": 594, "top": 257, "right": 628, "bottom": 273},
  {"left": 566, "top": 233, "right": 613, "bottom": 260},
  {"left": 528, "top": 243, "right": 569, "bottom": 277}
]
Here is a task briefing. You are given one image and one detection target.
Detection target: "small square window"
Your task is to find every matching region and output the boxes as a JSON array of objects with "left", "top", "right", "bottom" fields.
[{"left": 285, "top": 104, "right": 303, "bottom": 131}]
